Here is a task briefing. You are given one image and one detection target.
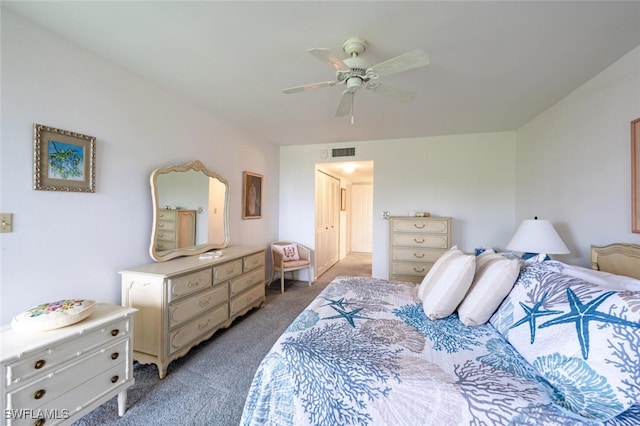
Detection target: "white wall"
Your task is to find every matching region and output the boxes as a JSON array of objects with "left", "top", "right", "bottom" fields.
[
  {"left": 516, "top": 44, "right": 640, "bottom": 266},
  {"left": 0, "top": 10, "right": 279, "bottom": 323},
  {"left": 280, "top": 132, "right": 517, "bottom": 279}
]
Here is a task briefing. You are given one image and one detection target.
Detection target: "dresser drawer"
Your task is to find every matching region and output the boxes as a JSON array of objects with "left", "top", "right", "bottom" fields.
[
  {"left": 5, "top": 318, "right": 130, "bottom": 387},
  {"left": 168, "top": 304, "right": 228, "bottom": 354},
  {"left": 7, "top": 339, "right": 128, "bottom": 410},
  {"left": 169, "top": 269, "right": 212, "bottom": 301},
  {"left": 213, "top": 259, "right": 242, "bottom": 283},
  {"left": 168, "top": 283, "right": 228, "bottom": 329},
  {"left": 243, "top": 252, "right": 265, "bottom": 272},
  {"left": 391, "top": 248, "right": 445, "bottom": 263},
  {"left": 229, "top": 267, "right": 264, "bottom": 297},
  {"left": 230, "top": 285, "right": 264, "bottom": 317},
  {"left": 156, "top": 210, "right": 177, "bottom": 221},
  {"left": 391, "top": 261, "right": 435, "bottom": 277},
  {"left": 8, "top": 363, "right": 129, "bottom": 426},
  {"left": 392, "top": 233, "right": 448, "bottom": 249},
  {"left": 156, "top": 230, "right": 176, "bottom": 242},
  {"left": 392, "top": 218, "right": 449, "bottom": 233},
  {"left": 156, "top": 220, "right": 176, "bottom": 232}
]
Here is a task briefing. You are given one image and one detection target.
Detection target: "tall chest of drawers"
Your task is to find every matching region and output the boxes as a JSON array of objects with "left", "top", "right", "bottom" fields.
[
  {"left": 120, "top": 245, "right": 266, "bottom": 379},
  {"left": 155, "top": 209, "right": 196, "bottom": 251},
  {"left": 389, "top": 216, "right": 452, "bottom": 283},
  {"left": 1, "top": 304, "right": 136, "bottom": 426}
]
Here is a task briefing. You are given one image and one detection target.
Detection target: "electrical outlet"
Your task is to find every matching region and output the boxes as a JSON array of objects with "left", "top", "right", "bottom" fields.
[{"left": 0, "top": 213, "right": 12, "bottom": 233}]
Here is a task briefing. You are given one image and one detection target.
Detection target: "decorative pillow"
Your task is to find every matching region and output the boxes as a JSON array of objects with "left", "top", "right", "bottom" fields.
[
  {"left": 417, "top": 245, "right": 462, "bottom": 300},
  {"left": 274, "top": 244, "right": 300, "bottom": 261},
  {"left": 11, "top": 299, "right": 96, "bottom": 332},
  {"left": 491, "top": 263, "right": 640, "bottom": 421},
  {"left": 457, "top": 251, "right": 520, "bottom": 326},
  {"left": 420, "top": 247, "right": 476, "bottom": 320}
]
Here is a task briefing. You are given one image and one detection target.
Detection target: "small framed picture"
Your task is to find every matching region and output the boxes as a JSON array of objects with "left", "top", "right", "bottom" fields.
[
  {"left": 33, "top": 123, "right": 96, "bottom": 192},
  {"left": 243, "top": 171, "right": 263, "bottom": 219}
]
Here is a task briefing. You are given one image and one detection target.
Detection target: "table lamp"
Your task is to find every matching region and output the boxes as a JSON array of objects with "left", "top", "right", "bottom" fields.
[{"left": 506, "top": 217, "right": 569, "bottom": 260}]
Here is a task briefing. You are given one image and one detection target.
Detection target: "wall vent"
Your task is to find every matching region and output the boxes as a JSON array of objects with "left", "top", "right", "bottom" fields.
[{"left": 331, "top": 147, "right": 356, "bottom": 158}]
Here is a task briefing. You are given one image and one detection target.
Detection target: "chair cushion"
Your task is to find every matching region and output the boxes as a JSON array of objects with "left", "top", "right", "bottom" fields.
[
  {"left": 283, "top": 259, "right": 310, "bottom": 268},
  {"left": 274, "top": 244, "right": 300, "bottom": 261}
]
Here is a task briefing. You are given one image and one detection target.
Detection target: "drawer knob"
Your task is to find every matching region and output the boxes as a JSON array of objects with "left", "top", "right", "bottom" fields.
[
  {"left": 413, "top": 223, "right": 426, "bottom": 229},
  {"left": 413, "top": 253, "right": 425, "bottom": 258},
  {"left": 111, "top": 329, "right": 120, "bottom": 337},
  {"left": 413, "top": 238, "right": 425, "bottom": 244},
  {"left": 111, "top": 375, "right": 119, "bottom": 383},
  {"left": 34, "top": 419, "right": 46, "bottom": 426},
  {"left": 34, "top": 359, "right": 46, "bottom": 370},
  {"left": 33, "top": 389, "right": 46, "bottom": 400},
  {"left": 111, "top": 352, "right": 119, "bottom": 360},
  {"left": 413, "top": 267, "right": 425, "bottom": 273}
]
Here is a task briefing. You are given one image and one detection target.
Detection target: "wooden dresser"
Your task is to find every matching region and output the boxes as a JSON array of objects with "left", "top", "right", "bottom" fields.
[
  {"left": 155, "top": 209, "right": 196, "bottom": 251},
  {"left": 120, "top": 245, "right": 266, "bottom": 379},
  {"left": 389, "top": 216, "right": 452, "bottom": 283},
  {"left": 1, "top": 304, "right": 136, "bottom": 425}
]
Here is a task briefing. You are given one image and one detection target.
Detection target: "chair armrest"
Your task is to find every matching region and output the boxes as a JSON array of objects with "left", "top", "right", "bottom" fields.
[{"left": 297, "top": 244, "right": 311, "bottom": 261}]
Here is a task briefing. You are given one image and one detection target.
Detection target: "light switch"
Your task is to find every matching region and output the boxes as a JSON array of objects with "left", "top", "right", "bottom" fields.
[{"left": 0, "top": 213, "right": 12, "bottom": 233}]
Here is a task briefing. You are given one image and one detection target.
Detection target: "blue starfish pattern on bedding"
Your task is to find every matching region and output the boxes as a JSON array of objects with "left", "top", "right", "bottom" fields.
[
  {"left": 539, "top": 288, "right": 640, "bottom": 359},
  {"left": 510, "top": 292, "right": 562, "bottom": 344},
  {"left": 322, "top": 301, "right": 370, "bottom": 327}
]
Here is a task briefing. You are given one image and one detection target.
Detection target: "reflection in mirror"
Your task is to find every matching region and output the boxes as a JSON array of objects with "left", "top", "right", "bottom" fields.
[{"left": 150, "top": 160, "right": 229, "bottom": 262}]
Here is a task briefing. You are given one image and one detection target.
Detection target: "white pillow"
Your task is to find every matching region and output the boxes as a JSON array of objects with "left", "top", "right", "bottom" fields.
[
  {"left": 457, "top": 252, "right": 520, "bottom": 326},
  {"left": 274, "top": 244, "right": 300, "bottom": 261},
  {"left": 417, "top": 246, "right": 462, "bottom": 300},
  {"left": 420, "top": 248, "right": 476, "bottom": 320},
  {"left": 11, "top": 299, "right": 96, "bottom": 332}
]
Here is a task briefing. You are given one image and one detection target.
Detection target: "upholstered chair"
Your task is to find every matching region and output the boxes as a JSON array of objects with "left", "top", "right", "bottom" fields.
[{"left": 270, "top": 241, "right": 313, "bottom": 293}]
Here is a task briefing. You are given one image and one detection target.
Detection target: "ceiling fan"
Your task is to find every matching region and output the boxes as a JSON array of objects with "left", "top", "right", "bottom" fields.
[{"left": 283, "top": 37, "right": 429, "bottom": 120}]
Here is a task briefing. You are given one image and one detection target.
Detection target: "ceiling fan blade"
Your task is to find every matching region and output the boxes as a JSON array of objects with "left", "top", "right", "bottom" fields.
[
  {"left": 335, "top": 90, "right": 353, "bottom": 117},
  {"left": 367, "top": 82, "right": 416, "bottom": 102},
  {"left": 308, "top": 48, "right": 350, "bottom": 71},
  {"left": 282, "top": 81, "right": 337, "bottom": 94},
  {"left": 369, "top": 49, "right": 429, "bottom": 78}
]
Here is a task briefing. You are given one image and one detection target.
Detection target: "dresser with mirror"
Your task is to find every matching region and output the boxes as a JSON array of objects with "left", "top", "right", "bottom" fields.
[{"left": 120, "top": 160, "right": 266, "bottom": 379}]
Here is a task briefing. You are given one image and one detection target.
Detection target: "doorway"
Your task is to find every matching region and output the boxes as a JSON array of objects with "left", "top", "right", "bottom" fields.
[{"left": 315, "top": 161, "right": 374, "bottom": 279}]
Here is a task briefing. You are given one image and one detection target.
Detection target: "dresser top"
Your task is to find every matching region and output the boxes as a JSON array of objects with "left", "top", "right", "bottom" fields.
[
  {"left": 119, "top": 245, "right": 266, "bottom": 276},
  {"left": 1, "top": 303, "right": 136, "bottom": 362}
]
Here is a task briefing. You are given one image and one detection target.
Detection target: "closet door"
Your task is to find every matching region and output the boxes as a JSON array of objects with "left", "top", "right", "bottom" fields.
[{"left": 315, "top": 170, "right": 340, "bottom": 278}]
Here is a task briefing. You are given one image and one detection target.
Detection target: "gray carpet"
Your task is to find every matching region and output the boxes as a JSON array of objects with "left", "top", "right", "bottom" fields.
[{"left": 72, "top": 253, "right": 372, "bottom": 426}]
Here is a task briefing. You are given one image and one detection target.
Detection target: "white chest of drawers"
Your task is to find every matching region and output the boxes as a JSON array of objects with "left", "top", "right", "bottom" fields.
[
  {"left": 120, "top": 245, "right": 266, "bottom": 379},
  {"left": 1, "top": 304, "right": 136, "bottom": 426},
  {"left": 389, "top": 216, "right": 452, "bottom": 283}
]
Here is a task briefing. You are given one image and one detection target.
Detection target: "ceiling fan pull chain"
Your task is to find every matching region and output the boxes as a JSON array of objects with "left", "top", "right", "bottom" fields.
[{"left": 351, "top": 92, "right": 355, "bottom": 125}]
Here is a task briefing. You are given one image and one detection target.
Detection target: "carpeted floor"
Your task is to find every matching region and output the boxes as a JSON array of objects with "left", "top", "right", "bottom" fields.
[{"left": 72, "top": 252, "right": 371, "bottom": 426}]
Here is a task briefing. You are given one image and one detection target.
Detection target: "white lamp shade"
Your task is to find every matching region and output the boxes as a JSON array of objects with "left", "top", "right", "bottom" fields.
[{"left": 506, "top": 219, "right": 569, "bottom": 255}]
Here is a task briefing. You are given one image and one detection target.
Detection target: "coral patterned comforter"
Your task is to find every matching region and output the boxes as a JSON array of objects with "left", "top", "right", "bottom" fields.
[{"left": 240, "top": 275, "right": 639, "bottom": 425}]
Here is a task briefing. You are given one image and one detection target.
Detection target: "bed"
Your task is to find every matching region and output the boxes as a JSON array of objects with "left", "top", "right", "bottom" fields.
[{"left": 241, "top": 243, "right": 640, "bottom": 425}]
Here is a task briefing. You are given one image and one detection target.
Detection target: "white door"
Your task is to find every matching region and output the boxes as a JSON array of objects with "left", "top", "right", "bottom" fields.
[
  {"left": 315, "top": 170, "right": 340, "bottom": 278},
  {"left": 350, "top": 184, "right": 373, "bottom": 252}
]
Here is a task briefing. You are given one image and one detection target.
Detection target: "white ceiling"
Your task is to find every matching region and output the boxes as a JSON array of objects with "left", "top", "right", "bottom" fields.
[{"left": 4, "top": 1, "right": 640, "bottom": 153}]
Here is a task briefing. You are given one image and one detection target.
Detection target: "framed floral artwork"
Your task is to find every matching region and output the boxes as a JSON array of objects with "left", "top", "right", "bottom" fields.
[{"left": 33, "top": 123, "right": 96, "bottom": 192}]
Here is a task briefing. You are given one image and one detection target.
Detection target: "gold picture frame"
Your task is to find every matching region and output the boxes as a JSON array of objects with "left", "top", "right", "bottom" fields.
[
  {"left": 632, "top": 117, "right": 640, "bottom": 233},
  {"left": 243, "top": 171, "right": 263, "bottom": 219},
  {"left": 34, "top": 123, "right": 96, "bottom": 192}
]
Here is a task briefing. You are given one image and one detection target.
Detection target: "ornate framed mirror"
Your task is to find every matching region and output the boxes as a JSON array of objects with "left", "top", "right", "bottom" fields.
[{"left": 149, "top": 160, "right": 229, "bottom": 262}]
